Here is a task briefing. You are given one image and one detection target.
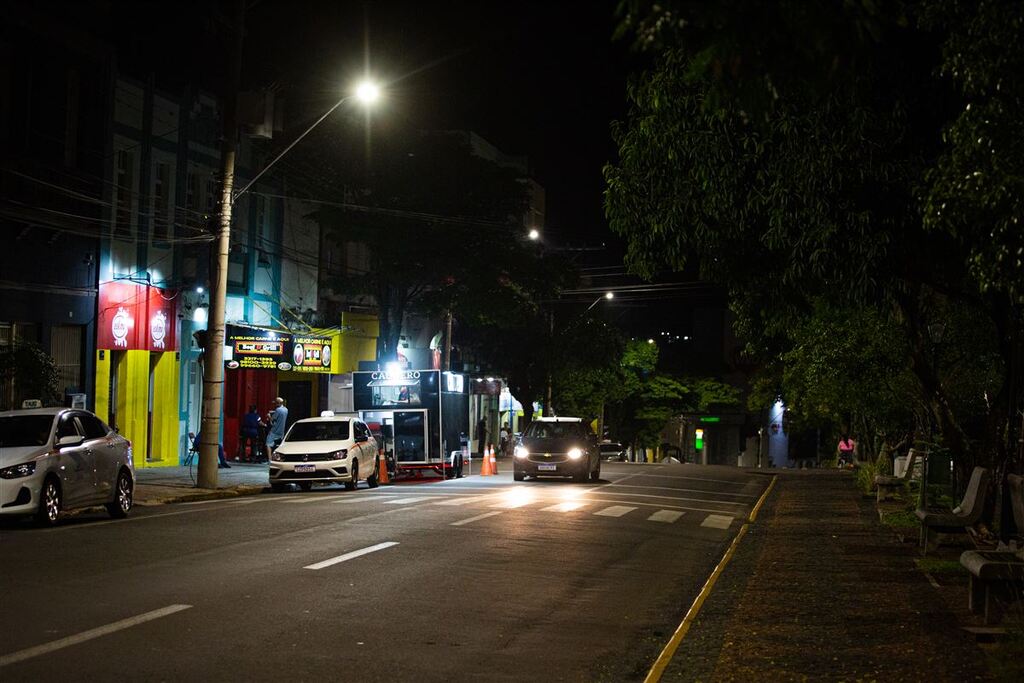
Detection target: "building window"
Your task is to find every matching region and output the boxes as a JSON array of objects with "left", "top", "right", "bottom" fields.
[
  {"left": 153, "top": 162, "right": 170, "bottom": 242},
  {"left": 114, "top": 149, "right": 134, "bottom": 238}
]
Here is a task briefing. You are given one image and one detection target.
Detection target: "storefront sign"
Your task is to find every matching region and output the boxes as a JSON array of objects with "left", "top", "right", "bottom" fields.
[
  {"left": 97, "top": 281, "right": 178, "bottom": 351},
  {"left": 226, "top": 325, "right": 290, "bottom": 370},
  {"left": 291, "top": 335, "right": 332, "bottom": 373},
  {"left": 370, "top": 369, "right": 421, "bottom": 381}
]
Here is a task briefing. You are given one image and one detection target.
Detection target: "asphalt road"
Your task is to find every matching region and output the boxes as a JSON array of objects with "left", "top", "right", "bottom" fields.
[{"left": 0, "top": 462, "right": 771, "bottom": 682}]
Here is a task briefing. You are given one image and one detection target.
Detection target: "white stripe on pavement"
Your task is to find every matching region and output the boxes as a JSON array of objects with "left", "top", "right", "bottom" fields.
[
  {"left": 607, "top": 483, "right": 758, "bottom": 498},
  {"left": 304, "top": 542, "right": 400, "bottom": 570},
  {"left": 383, "top": 497, "right": 437, "bottom": 505},
  {"left": 450, "top": 511, "right": 504, "bottom": 526},
  {"left": 0, "top": 604, "right": 193, "bottom": 668},
  {"left": 593, "top": 505, "right": 637, "bottom": 518},
  {"left": 277, "top": 495, "right": 350, "bottom": 504},
  {"left": 541, "top": 501, "right": 588, "bottom": 512},
  {"left": 647, "top": 510, "right": 685, "bottom": 523},
  {"left": 434, "top": 495, "right": 494, "bottom": 506},
  {"left": 701, "top": 514, "right": 735, "bottom": 529}
]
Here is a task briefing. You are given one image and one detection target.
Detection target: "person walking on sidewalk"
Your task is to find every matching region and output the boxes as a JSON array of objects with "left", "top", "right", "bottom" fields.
[{"left": 267, "top": 397, "right": 289, "bottom": 457}]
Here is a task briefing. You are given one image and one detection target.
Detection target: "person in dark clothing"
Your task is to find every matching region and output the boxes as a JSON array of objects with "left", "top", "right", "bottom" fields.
[
  {"left": 193, "top": 431, "right": 229, "bottom": 468},
  {"left": 239, "top": 405, "right": 263, "bottom": 462},
  {"left": 476, "top": 418, "right": 488, "bottom": 457}
]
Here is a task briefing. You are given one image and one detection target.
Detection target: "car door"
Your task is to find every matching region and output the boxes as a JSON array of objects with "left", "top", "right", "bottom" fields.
[
  {"left": 78, "top": 412, "right": 118, "bottom": 502},
  {"left": 353, "top": 421, "right": 370, "bottom": 480},
  {"left": 54, "top": 412, "right": 93, "bottom": 507}
]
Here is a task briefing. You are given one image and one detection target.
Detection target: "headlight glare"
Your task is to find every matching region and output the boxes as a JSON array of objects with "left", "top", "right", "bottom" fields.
[
  {"left": 0, "top": 462, "right": 36, "bottom": 479},
  {"left": 514, "top": 445, "right": 529, "bottom": 459},
  {"left": 567, "top": 447, "right": 583, "bottom": 460}
]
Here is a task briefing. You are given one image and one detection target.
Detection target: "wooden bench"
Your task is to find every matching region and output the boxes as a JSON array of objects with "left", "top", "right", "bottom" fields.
[
  {"left": 959, "top": 473, "right": 1024, "bottom": 624},
  {"left": 916, "top": 466, "right": 990, "bottom": 555},
  {"left": 875, "top": 448, "right": 921, "bottom": 502}
]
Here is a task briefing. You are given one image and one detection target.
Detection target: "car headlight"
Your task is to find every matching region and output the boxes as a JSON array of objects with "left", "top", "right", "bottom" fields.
[
  {"left": 514, "top": 445, "right": 529, "bottom": 459},
  {"left": 0, "top": 462, "right": 36, "bottom": 479},
  {"left": 270, "top": 450, "right": 282, "bottom": 462},
  {"left": 331, "top": 449, "right": 348, "bottom": 460},
  {"left": 567, "top": 447, "right": 583, "bottom": 460}
]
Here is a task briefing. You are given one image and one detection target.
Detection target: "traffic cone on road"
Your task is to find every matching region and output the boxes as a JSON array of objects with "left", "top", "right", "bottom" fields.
[
  {"left": 480, "top": 447, "right": 493, "bottom": 476},
  {"left": 377, "top": 451, "right": 390, "bottom": 485},
  {"left": 489, "top": 443, "right": 499, "bottom": 474}
]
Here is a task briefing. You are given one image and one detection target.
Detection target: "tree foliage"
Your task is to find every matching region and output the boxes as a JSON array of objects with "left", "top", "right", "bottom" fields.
[{"left": 0, "top": 342, "right": 59, "bottom": 410}]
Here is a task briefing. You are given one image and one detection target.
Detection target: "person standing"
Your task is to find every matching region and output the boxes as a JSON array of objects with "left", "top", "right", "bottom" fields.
[
  {"left": 476, "top": 417, "right": 488, "bottom": 458},
  {"left": 267, "top": 397, "right": 289, "bottom": 457},
  {"left": 239, "top": 405, "right": 263, "bottom": 462},
  {"left": 837, "top": 434, "right": 856, "bottom": 467}
]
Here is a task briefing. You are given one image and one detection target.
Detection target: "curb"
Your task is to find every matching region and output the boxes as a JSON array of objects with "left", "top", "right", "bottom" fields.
[{"left": 134, "top": 484, "right": 268, "bottom": 507}]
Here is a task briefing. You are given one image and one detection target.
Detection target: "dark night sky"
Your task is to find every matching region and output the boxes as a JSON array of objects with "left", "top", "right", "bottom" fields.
[{"left": 242, "top": 1, "right": 630, "bottom": 247}]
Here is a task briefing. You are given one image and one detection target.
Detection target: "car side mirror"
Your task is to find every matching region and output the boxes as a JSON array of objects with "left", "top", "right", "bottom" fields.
[{"left": 56, "top": 434, "right": 85, "bottom": 449}]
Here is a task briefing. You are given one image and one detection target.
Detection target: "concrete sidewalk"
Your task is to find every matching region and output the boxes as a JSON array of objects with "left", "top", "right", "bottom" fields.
[
  {"left": 655, "top": 470, "right": 992, "bottom": 682},
  {"left": 133, "top": 462, "right": 269, "bottom": 506}
]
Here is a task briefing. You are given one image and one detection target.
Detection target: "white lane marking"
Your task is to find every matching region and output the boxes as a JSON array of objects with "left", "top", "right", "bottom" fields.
[
  {"left": 490, "top": 498, "right": 535, "bottom": 509},
  {"left": 0, "top": 604, "right": 193, "bottom": 668},
  {"left": 434, "top": 495, "right": 494, "bottom": 506},
  {"left": 304, "top": 542, "right": 399, "bottom": 570},
  {"left": 581, "top": 497, "right": 745, "bottom": 515},
  {"left": 277, "top": 495, "right": 350, "bottom": 504},
  {"left": 182, "top": 499, "right": 231, "bottom": 506},
  {"left": 648, "top": 510, "right": 685, "bottom": 523},
  {"left": 225, "top": 498, "right": 262, "bottom": 505},
  {"left": 541, "top": 501, "right": 588, "bottom": 512},
  {"left": 594, "top": 505, "right": 637, "bottom": 518},
  {"left": 383, "top": 497, "right": 436, "bottom": 505},
  {"left": 702, "top": 514, "right": 735, "bottom": 529},
  {"left": 450, "top": 511, "right": 504, "bottom": 526},
  {"left": 607, "top": 483, "right": 758, "bottom": 498},
  {"left": 584, "top": 491, "right": 748, "bottom": 507}
]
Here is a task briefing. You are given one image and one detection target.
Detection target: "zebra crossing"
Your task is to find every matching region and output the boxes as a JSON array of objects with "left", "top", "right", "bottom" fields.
[{"left": 251, "top": 488, "right": 739, "bottom": 530}]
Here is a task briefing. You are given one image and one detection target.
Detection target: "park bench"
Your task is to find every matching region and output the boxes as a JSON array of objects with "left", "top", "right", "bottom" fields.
[
  {"left": 916, "top": 466, "right": 990, "bottom": 555},
  {"left": 875, "top": 448, "right": 921, "bottom": 502},
  {"left": 959, "top": 474, "right": 1024, "bottom": 624}
]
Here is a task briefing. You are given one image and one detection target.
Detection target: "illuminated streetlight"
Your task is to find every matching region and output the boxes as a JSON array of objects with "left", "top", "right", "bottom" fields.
[
  {"left": 586, "top": 291, "right": 615, "bottom": 311},
  {"left": 355, "top": 80, "right": 380, "bottom": 104},
  {"left": 528, "top": 228, "right": 540, "bottom": 240},
  {"left": 605, "top": 292, "right": 614, "bottom": 300},
  {"left": 647, "top": 338, "right": 655, "bottom": 344}
]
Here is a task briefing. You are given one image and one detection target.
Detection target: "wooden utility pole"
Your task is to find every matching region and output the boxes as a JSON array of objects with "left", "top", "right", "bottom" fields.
[{"left": 199, "top": 0, "right": 245, "bottom": 488}]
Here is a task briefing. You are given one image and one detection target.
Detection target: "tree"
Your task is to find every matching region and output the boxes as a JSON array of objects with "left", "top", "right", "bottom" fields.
[
  {"left": 604, "top": 1, "right": 1022, "bottom": 479},
  {"left": 0, "top": 342, "right": 59, "bottom": 410}
]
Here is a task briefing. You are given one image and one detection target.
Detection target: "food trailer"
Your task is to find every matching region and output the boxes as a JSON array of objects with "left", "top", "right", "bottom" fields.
[{"left": 352, "top": 368, "right": 469, "bottom": 477}]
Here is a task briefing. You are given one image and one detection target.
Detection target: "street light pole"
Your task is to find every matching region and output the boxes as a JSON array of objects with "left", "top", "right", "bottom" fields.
[{"left": 198, "top": 68, "right": 381, "bottom": 488}]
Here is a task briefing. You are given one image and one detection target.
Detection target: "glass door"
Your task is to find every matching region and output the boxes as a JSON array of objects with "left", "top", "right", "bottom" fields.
[{"left": 393, "top": 410, "right": 428, "bottom": 464}]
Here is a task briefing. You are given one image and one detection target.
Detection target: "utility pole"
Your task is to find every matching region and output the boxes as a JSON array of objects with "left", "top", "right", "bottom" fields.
[
  {"left": 544, "top": 309, "right": 554, "bottom": 416},
  {"left": 199, "top": 0, "right": 245, "bottom": 489}
]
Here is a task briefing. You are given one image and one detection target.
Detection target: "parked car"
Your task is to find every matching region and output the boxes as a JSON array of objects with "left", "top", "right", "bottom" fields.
[
  {"left": 513, "top": 417, "right": 600, "bottom": 483},
  {"left": 599, "top": 441, "right": 628, "bottom": 462},
  {"left": 269, "top": 412, "right": 380, "bottom": 492},
  {"left": 0, "top": 407, "right": 134, "bottom": 526}
]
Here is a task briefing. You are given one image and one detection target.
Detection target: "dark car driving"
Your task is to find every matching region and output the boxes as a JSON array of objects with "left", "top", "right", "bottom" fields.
[
  {"left": 513, "top": 417, "right": 600, "bottom": 482},
  {"left": 599, "top": 441, "right": 628, "bottom": 462}
]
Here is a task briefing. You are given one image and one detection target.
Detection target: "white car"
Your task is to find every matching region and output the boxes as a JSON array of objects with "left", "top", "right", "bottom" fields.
[
  {"left": 0, "top": 408, "right": 134, "bottom": 526},
  {"left": 269, "top": 413, "right": 380, "bottom": 492}
]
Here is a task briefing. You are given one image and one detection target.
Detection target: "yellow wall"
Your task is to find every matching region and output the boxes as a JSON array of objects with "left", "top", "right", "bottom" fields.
[
  {"left": 339, "top": 311, "right": 379, "bottom": 372},
  {"left": 116, "top": 350, "right": 150, "bottom": 467},
  {"left": 149, "top": 352, "right": 179, "bottom": 465},
  {"left": 94, "top": 350, "right": 111, "bottom": 423}
]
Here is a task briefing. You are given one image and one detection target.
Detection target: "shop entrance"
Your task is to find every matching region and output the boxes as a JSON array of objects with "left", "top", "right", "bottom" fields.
[
  {"left": 278, "top": 380, "right": 312, "bottom": 430},
  {"left": 361, "top": 409, "right": 429, "bottom": 464}
]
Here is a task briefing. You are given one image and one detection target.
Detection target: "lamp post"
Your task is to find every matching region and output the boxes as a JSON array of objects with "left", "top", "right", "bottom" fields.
[
  {"left": 198, "top": 80, "right": 381, "bottom": 488},
  {"left": 586, "top": 291, "right": 614, "bottom": 312}
]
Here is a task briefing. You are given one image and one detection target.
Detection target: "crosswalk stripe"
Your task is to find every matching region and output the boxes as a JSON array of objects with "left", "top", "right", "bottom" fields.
[
  {"left": 278, "top": 495, "right": 349, "bottom": 504},
  {"left": 701, "top": 514, "right": 735, "bottom": 529},
  {"left": 383, "top": 497, "right": 436, "bottom": 505},
  {"left": 541, "top": 502, "right": 588, "bottom": 512},
  {"left": 451, "top": 511, "right": 504, "bottom": 526},
  {"left": 434, "top": 495, "right": 492, "bottom": 506},
  {"left": 647, "top": 510, "right": 684, "bottom": 523},
  {"left": 593, "top": 505, "right": 636, "bottom": 518},
  {"left": 490, "top": 498, "right": 536, "bottom": 509}
]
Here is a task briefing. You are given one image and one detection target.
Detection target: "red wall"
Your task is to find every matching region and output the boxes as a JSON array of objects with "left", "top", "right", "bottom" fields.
[{"left": 224, "top": 369, "right": 277, "bottom": 459}]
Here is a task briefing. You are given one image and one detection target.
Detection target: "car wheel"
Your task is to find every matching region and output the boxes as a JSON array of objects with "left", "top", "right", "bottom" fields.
[
  {"left": 591, "top": 462, "right": 601, "bottom": 481},
  {"left": 298, "top": 482, "right": 313, "bottom": 492},
  {"left": 36, "top": 477, "right": 62, "bottom": 527},
  {"left": 366, "top": 459, "right": 380, "bottom": 488},
  {"left": 106, "top": 468, "right": 133, "bottom": 518},
  {"left": 514, "top": 470, "right": 525, "bottom": 482},
  {"left": 345, "top": 460, "right": 358, "bottom": 491},
  {"left": 270, "top": 483, "right": 288, "bottom": 493}
]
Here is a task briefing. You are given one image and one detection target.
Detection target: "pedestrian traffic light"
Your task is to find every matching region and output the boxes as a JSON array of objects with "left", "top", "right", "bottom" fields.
[{"left": 695, "top": 428, "right": 704, "bottom": 450}]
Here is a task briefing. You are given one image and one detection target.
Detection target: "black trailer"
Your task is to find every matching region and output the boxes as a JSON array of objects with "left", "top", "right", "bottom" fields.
[{"left": 352, "top": 369, "right": 469, "bottom": 477}]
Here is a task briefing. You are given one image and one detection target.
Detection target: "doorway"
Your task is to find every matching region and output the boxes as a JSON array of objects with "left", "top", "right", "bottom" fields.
[{"left": 278, "top": 380, "right": 312, "bottom": 430}]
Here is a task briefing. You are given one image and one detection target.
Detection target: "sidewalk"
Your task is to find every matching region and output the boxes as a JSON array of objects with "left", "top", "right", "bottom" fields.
[
  {"left": 133, "top": 462, "right": 269, "bottom": 506},
  {"left": 659, "top": 470, "right": 992, "bottom": 682}
]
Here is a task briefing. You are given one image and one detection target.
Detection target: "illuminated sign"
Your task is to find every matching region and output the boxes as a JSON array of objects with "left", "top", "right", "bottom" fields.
[
  {"left": 291, "top": 336, "right": 332, "bottom": 374},
  {"left": 371, "top": 369, "right": 421, "bottom": 381},
  {"left": 695, "top": 428, "right": 705, "bottom": 450},
  {"left": 98, "top": 282, "right": 178, "bottom": 351}
]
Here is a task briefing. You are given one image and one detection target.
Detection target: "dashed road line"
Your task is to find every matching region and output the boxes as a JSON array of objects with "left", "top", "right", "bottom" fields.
[
  {"left": 304, "top": 542, "right": 400, "bottom": 570},
  {"left": 607, "top": 483, "right": 758, "bottom": 498},
  {"left": 383, "top": 497, "right": 437, "bottom": 505},
  {"left": 701, "top": 514, "right": 735, "bottom": 529},
  {"left": 0, "top": 604, "right": 193, "bottom": 668},
  {"left": 434, "top": 495, "right": 495, "bottom": 506},
  {"left": 541, "top": 501, "right": 588, "bottom": 512},
  {"left": 593, "top": 505, "right": 637, "bottom": 518},
  {"left": 450, "top": 511, "right": 504, "bottom": 526},
  {"left": 277, "top": 495, "right": 350, "bottom": 504},
  {"left": 647, "top": 510, "right": 685, "bottom": 523}
]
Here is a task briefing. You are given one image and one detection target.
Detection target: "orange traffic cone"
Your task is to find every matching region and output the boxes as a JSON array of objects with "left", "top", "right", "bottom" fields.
[
  {"left": 480, "top": 446, "right": 493, "bottom": 476},
  {"left": 377, "top": 450, "right": 390, "bottom": 485},
  {"left": 489, "top": 443, "right": 499, "bottom": 474}
]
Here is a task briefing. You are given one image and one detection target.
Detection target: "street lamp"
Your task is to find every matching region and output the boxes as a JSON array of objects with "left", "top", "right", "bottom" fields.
[
  {"left": 586, "top": 291, "right": 614, "bottom": 311},
  {"left": 198, "top": 81, "right": 381, "bottom": 488},
  {"left": 528, "top": 228, "right": 540, "bottom": 240}
]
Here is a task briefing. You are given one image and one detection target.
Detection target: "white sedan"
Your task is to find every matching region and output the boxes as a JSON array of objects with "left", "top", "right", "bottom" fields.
[
  {"left": 269, "top": 413, "right": 380, "bottom": 492},
  {"left": 0, "top": 408, "right": 134, "bottom": 526}
]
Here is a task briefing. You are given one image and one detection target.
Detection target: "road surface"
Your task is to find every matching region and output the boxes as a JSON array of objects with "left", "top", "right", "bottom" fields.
[{"left": 0, "top": 462, "right": 771, "bottom": 681}]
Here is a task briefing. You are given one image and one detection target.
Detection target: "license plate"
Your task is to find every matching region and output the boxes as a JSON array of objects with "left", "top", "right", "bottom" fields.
[
  {"left": 294, "top": 464, "right": 316, "bottom": 473},
  {"left": 537, "top": 463, "right": 557, "bottom": 471}
]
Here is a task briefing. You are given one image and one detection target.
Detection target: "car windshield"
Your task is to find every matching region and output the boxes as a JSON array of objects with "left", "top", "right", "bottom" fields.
[
  {"left": 600, "top": 443, "right": 623, "bottom": 452},
  {"left": 0, "top": 415, "right": 55, "bottom": 447},
  {"left": 285, "top": 421, "right": 350, "bottom": 442},
  {"left": 523, "top": 422, "right": 587, "bottom": 440}
]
